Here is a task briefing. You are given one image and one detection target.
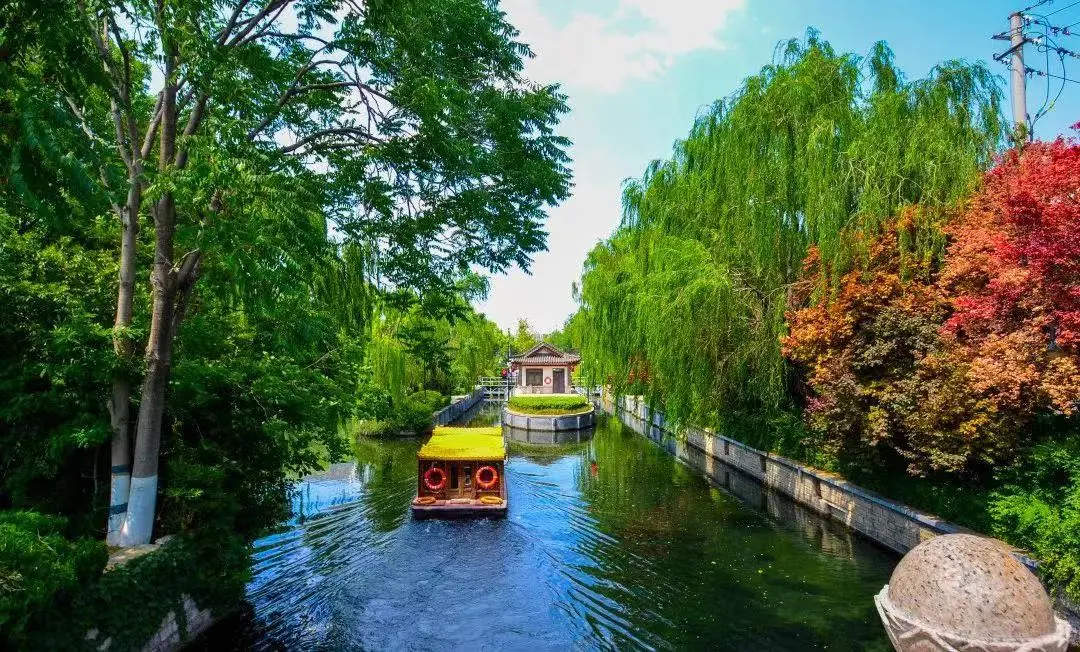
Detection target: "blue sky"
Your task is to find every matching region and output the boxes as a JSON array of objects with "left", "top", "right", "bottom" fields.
[{"left": 474, "top": 0, "right": 1080, "bottom": 333}]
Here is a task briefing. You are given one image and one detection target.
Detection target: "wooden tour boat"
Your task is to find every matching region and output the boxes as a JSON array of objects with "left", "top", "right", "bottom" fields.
[{"left": 411, "top": 426, "right": 507, "bottom": 518}]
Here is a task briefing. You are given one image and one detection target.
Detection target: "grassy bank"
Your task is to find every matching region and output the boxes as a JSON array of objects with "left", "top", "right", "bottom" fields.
[{"left": 343, "top": 391, "right": 450, "bottom": 438}]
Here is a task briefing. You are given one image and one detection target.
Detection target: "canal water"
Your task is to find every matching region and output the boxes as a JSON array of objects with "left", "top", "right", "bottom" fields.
[{"left": 197, "top": 403, "right": 896, "bottom": 650}]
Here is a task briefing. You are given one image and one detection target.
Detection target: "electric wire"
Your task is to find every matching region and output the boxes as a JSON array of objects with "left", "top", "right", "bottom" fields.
[
  {"left": 995, "top": 4, "right": 1080, "bottom": 133},
  {"left": 1045, "top": 0, "right": 1080, "bottom": 16},
  {"left": 1029, "top": 67, "right": 1080, "bottom": 83},
  {"left": 1020, "top": 15, "right": 1069, "bottom": 130}
]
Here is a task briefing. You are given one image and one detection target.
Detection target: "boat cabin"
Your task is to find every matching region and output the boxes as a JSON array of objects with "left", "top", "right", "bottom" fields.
[
  {"left": 411, "top": 427, "right": 507, "bottom": 518},
  {"left": 509, "top": 342, "right": 580, "bottom": 395}
]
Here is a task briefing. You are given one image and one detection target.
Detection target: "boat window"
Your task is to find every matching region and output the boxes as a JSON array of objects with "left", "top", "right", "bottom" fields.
[
  {"left": 450, "top": 464, "right": 458, "bottom": 489},
  {"left": 525, "top": 369, "right": 543, "bottom": 386},
  {"left": 464, "top": 466, "right": 472, "bottom": 487}
]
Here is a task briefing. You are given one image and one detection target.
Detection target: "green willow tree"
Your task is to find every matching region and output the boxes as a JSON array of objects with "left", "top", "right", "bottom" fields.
[
  {"left": 47, "top": 0, "right": 570, "bottom": 545},
  {"left": 577, "top": 32, "right": 1002, "bottom": 428},
  {"left": 449, "top": 312, "right": 509, "bottom": 392}
]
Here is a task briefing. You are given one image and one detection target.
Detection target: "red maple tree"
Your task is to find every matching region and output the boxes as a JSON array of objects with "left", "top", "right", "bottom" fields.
[{"left": 943, "top": 139, "right": 1080, "bottom": 416}]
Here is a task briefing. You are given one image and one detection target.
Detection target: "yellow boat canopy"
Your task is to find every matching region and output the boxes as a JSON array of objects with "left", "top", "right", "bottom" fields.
[{"left": 418, "top": 427, "right": 505, "bottom": 461}]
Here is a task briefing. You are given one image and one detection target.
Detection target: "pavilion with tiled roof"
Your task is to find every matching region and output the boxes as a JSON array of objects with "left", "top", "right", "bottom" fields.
[{"left": 508, "top": 342, "right": 580, "bottom": 394}]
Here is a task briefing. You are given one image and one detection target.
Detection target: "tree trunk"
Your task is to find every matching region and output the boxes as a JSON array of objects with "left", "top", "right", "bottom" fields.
[
  {"left": 106, "top": 183, "right": 140, "bottom": 545},
  {"left": 119, "top": 228, "right": 175, "bottom": 545},
  {"left": 117, "top": 50, "right": 178, "bottom": 546}
]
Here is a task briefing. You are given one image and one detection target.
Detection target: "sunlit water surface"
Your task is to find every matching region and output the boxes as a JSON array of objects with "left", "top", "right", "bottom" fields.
[{"left": 195, "top": 402, "right": 895, "bottom": 650}]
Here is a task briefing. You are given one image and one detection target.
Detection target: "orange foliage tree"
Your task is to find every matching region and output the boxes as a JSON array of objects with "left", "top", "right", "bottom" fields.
[
  {"left": 782, "top": 213, "right": 955, "bottom": 474},
  {"left": 784, "top": 141, "right": 1080, "bottom": 476}
]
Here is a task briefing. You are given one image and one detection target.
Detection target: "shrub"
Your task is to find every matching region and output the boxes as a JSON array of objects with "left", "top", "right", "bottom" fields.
[
  {"left": 507, "top": 394, "right": 590, "bottom": 415},
  {"left": 393, "top": 390, "right": 449, "bottom": 435},
  {"left": 0, "top": 511, "right": 106, "bottom": 648},
  {"left": 16, "top": 531, "right": 249, "bottom": 651},
  {"left": 344, "top": 418, "right": 397, "bottom": 438},
  {"left": 782, "top": 217, "right": 977, "bottom": 475},
  {"left": 990, "top": 436, "right": 1080, "bottom": 603},
  {"left": 410, "top": 390, "right": 449, "bottom": 411},
  {"left": 345, "top": 391, "right": 450, "bottom": 438},
  {"left": 786, "top": 139, "right": 1080, "bottom": 477}
]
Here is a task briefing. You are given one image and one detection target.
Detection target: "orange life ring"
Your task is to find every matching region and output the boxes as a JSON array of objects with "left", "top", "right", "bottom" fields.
[
  {"left": 423, "top": 466, "right": 447, "bottom": 491},
  {"left": 475, "top": 465, "right": 499, "bottom": 490}
]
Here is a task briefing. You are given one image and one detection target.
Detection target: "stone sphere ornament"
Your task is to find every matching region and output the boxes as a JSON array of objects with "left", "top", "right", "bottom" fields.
[{"left": 874, "top": 534, "right": 1072, "bottom": 651}]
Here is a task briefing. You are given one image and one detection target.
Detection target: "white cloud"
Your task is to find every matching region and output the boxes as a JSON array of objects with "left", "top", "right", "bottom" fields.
[{"left": 502, "top": 0, "right": 745, "bottom": 93}]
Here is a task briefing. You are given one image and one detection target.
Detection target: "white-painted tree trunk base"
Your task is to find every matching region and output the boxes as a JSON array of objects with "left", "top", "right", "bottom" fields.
[
  {"left": 105, "top": 472, "right": 131, "bottom": 546},
  {"left": 118, "top": 474, "right": 158, "bottom": 546}
]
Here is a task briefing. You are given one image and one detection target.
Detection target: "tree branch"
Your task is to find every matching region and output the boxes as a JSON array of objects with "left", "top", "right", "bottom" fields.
[
  {"left": 140, "top": 93, "right": 165, "bottom": 162},
  {"left": 105, "top": 15, "right": 140, "bottom": 163},
  {"left": 175, "top": 93, "right": 209, "bottom": 169},
  {"left": 246, "top": 47, "right": 336, "bottom": 140},
  {"left": 216, "top": 0, "right": 253, "bottom": 46},
  {"left": 227, "top": 0, "right": 294, "bottom": 47},
  {"left": 277, "top": 127, "right": 384, "bottom": 155},
  {"left": 239, "top": 1, "right": 291, "bottom": 45},
  {"left": 170, "top": 249, "right": 202, "bottom": 337}
]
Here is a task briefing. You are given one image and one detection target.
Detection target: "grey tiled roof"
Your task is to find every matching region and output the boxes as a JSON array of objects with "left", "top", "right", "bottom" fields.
[
  {"left": 510, "top": 354, "right": 580, "bottom": 365},
  {"left": 509, "top": 341, "right": 580, "bottom": 364}
]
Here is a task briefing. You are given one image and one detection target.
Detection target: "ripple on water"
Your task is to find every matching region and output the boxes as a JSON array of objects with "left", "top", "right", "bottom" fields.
[{"left": 194, "top": 407, "right": 896, "bottom": 651}]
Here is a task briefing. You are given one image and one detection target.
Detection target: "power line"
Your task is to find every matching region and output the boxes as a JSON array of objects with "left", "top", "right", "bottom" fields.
[
  {"left": 1045, "top": 0, "right": 1080, "bottom": 16},
  {"left": 994, "top": 6, "right": 1080, "bottom": 136},
  {"left": 1027, "top": 34, "right": 1080, "bottom": 59},
  {"left": 1028, "top": 66, "right": 1080, "bottom": 83},
  {"left": 1014, "top": 12, "right": 1079, "bottom": 37},
  {"left": 1031, "top": 30, "right": 1069, "bottom": 130}
]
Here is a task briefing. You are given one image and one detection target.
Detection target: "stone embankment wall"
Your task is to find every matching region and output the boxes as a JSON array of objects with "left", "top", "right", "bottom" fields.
[
  {"left": 85, "top": 538, "right": 218, "bottom": 652},
  {"left": 608, "top": 394, "right": 963, "bottom": 553},
  {"left": 605, "top": 394, "right": 1080, "bottom": 643},
  {"left": 434, "top": 388, "right": 486, "bottom": 425},
  {"left": 502, "top": 405, "right": 595, "bottom": 432},
  {"left": 138, "top": 595, "right": 215, "bottom": 652}
]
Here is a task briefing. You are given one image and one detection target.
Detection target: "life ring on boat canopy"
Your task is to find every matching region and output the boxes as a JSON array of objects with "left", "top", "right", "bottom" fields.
[
  {"left": 475, "top": 465, "right": 499, "bottom": 490},
  {"left": 423, "top": 466, "right": 447, "bottom": 491}
]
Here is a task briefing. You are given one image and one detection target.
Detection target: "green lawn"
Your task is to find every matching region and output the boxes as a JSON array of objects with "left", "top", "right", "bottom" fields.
[{"left": 507, "top": 394, "right": 592, "bottom": 415}]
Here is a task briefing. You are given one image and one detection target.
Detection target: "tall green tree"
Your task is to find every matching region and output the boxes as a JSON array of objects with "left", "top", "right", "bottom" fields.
[
  {"left": 512, "top": 317, "right": 539, "bottom": 354},
  {"left": 44, "top": 0, "right": 569, "bottom": 545}
]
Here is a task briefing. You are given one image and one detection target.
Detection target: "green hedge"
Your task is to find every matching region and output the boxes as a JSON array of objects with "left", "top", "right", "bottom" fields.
[{"left": 507, "top": 395, "right": 590, "bottom": 415}]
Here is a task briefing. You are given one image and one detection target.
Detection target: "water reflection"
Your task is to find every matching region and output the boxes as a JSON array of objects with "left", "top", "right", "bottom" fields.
[
  {"left": 504, "top": 425, "right": 594, "bottom": 445},
  {"left": 194, "top": 409, "right": 895, "bottom": 651}
]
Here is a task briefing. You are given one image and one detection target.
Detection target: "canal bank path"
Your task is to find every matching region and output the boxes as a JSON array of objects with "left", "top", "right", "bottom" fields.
[{"left": 193, "top": 402, "right": 896, "bottom": 650}]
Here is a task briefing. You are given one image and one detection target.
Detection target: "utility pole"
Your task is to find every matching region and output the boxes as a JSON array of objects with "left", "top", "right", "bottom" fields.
[{"left": 1010, "top": 11, "right": 1029, "bottom": 134}]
